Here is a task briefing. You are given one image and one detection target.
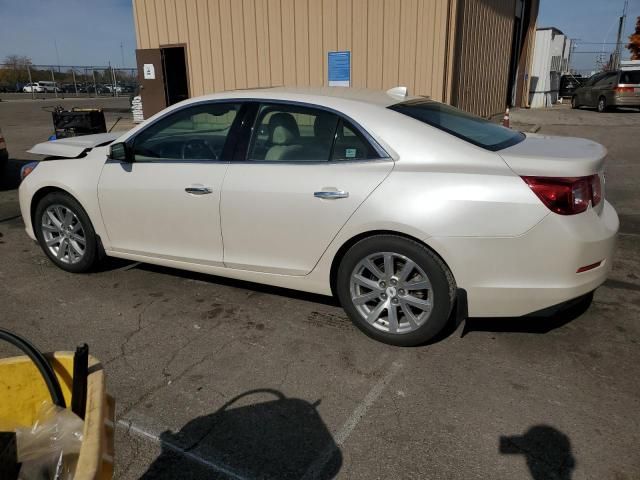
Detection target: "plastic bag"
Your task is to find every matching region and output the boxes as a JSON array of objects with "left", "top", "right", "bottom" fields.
[{"left": 15, "top": 401, "right": 84, "bottom": 480}]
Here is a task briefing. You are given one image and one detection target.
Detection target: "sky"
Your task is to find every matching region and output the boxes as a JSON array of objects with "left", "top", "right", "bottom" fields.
[
  {"left": 0, "top": 0, "right": 137, "bottom": 67},
  {"left": 538, "top": 0, "right": 640, "bottom": 74},
  {"left": 0, "top": 0, "right": 639, "bottom": 72}
]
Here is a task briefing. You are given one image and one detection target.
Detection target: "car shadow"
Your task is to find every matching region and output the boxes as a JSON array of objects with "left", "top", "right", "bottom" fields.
[
  {"left": 139, "top": 389, "right": 342, "bottom": 480},
  {"left": 500, "top": 425, "right": 575, "bottom": 479},
  {"left": 462, "top": 292, "right": 593, "bottom": 336},
  {"left": 133, "top": 262, "right": 341, "bottom": 307},
  {"left": 0, "top": 157, "right": 31, "bottom": 192}
]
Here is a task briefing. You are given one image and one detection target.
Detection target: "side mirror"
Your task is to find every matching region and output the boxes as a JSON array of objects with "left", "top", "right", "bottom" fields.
[{"left": 108, "top": 142, "right": 132, "bottom": 162}]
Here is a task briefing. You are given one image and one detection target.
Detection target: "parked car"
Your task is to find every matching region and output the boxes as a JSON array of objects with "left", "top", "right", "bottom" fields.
[
  {"left": 60, "top": 83, "right": 79, "bottom": 93},
  {"left": 0, "top": 83, "right": 18, "bottom": 93},
  {"left": 22, "top": 81, "right": 60, "bottom": 93},
  {"left": 0, "top": 128, "right": 8, "bottom": 175},
  {"left": 559, "top": 74, "right": 583, "bottom": 98},
  {"left": 22, "top": 82, "right": 44, "bottom": 93},
  {"left": 18, "top": 87, "right": 618, "bottom": 346},
  {"left": 572, "top": 69, "right": 640, "bottom": 112},
  {"left": 102, "top": 84, "right": 123, "bottom": 94}
]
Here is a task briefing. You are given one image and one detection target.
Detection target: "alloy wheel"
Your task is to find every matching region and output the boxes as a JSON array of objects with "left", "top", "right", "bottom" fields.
[
  {"left": 41, "top": 204, "right": 87, "bottom": 264},
  {"left": 349, "top": 252, "right": 433, "bottom": 334}
]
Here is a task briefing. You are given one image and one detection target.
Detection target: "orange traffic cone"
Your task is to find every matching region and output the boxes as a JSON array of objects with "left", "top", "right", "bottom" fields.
[{"left": 502, "top": 106, "right": 511, "bottom": 128}]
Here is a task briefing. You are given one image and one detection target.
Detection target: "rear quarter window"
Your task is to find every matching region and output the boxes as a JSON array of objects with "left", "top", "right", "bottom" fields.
[{"left": 388, "top": 99, "right": 525, "bottom": 151}]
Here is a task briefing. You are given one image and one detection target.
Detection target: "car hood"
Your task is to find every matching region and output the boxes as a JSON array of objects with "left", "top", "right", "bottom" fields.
[
  {"left": 498, "top": 133, "right": 607, "bottom": 177},
  {"left": 27, "top": 132, "right": 120, "bottom": 158}
]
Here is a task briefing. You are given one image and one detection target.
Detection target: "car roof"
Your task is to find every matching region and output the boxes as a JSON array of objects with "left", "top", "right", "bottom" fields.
[{"left": 183, "top": 86, "right": 415, "bottom": 109}]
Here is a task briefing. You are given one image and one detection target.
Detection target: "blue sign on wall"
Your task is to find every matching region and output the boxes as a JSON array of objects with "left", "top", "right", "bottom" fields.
[{"left": 328, "top": 51, "right": 351, "bottom": 87}]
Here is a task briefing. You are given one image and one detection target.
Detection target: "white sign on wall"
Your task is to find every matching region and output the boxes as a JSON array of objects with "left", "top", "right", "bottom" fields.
[{"left": 143, "top": 64, "right": 156, "bottom": 80}]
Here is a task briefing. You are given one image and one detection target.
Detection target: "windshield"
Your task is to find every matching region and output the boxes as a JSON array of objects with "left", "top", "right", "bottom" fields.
[{"left": 388, "top": 99, "right": 525, "bottom": 151}]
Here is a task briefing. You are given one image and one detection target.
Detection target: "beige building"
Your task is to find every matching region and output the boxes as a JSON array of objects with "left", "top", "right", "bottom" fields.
[{"left": 133, "top": 0, "right": 539, "bottom": 118}]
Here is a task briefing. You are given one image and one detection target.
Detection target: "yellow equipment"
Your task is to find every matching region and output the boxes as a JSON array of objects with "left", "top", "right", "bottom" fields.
[{"left": 0, "top": 337, "right": 114, "bottom": 479}]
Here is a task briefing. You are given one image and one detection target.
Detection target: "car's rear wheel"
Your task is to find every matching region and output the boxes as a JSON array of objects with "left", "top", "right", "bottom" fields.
[
  {"left": 597, "top": 96, "right": 607, "bottom": 113},
  {"left": 571, "top": 96, "right": 579, "bottom": 109},
  {"left": 336, "top": 235, "right": 455, "bottom": 346},
  {"left": 34, "top": 192, "right": 99, "bottom": 273}
]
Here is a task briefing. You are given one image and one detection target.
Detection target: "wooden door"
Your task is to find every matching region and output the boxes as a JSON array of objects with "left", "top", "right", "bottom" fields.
[{"left": 135, "top": 48, "right": 167, "bottom": 118}]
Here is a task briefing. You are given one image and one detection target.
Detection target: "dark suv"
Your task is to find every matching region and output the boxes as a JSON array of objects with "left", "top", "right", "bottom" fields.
[
  {"left": 571, "top": 70, "right": 640, "bottom": 112},
  {"left": 0, "top": 128, "right": 8, "bottom": 173}
]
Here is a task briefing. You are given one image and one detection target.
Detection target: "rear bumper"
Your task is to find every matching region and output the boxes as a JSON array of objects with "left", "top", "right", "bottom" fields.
[
  {"left": 427, "top": 201, "right": 619, "bottom": 317},
  {"left": 612, "top": 96, "right": 640, "bottom": 107}
]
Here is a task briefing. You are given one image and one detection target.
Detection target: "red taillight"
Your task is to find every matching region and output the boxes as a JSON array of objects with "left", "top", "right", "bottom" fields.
[
  {"left": 521, "top": 174, "right": 601, "bottom": 215},
  {"left": 615, "top": 85, "right": 634, "bottom": 93}
]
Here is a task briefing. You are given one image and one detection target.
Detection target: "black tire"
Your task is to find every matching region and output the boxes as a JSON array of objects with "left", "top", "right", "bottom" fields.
[
  {"left": 34, "top": 191, "right": 99, "bottom": 273},
  {"left": 571, "top": 96, "right": 579, "bottom": 109},
  {"left": 597, "top": 96, "right": 607, "bottom": 113},
  {"left": 336, "top": 235, "right": 456, "bottom": 346}
]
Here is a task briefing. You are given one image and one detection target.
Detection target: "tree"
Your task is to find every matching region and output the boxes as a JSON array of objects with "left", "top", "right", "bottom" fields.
[
  {"left": 3, "top": 54, "right": 32, "bottom": 69},
  {"left": 0, "top": 55, "right": 33, "bottom": 88},
  {"left": 628, "top": 16, "right": 640, "bottom": 61}
]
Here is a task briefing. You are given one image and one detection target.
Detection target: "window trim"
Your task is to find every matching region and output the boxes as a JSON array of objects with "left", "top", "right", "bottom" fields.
[{"left": 120, "top": 98, "right": 390, "bottom": 165}]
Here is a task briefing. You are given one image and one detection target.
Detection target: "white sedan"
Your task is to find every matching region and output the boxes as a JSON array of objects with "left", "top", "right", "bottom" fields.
[{"left": 19, "top": 87, "right": 619, "bottom": 345}]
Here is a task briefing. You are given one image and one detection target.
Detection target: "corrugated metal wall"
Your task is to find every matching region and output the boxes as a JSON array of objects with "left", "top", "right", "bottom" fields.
[
  {"left": 514, "top": 0, "right": 539, "bottom": 107},
  {"left": 451, "top": 0, "right": 516, "bottom": 117},
  {"left": 133, "top": 0, "right": 453, "bottom": 101}
]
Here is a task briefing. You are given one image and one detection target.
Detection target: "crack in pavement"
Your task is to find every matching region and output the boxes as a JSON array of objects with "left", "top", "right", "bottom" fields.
[{"left": 118, "top": 341, "right": 231, "bottom": 419}]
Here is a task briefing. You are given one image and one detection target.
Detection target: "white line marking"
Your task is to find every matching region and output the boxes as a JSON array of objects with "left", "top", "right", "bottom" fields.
[
  {"left": 117, "top": 418, "right": 251, "bottom": 480},
  {"left": 301, "top": 357, "right": 405, "bottom": 480}
]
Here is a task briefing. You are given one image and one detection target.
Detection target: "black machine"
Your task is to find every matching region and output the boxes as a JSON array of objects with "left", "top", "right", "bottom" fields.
[
  {"left": 559, "top": 74, "right": 584, "bottom": 99},
  {"left": 51, "top": 106, "right": 107, "bottom": 139}
]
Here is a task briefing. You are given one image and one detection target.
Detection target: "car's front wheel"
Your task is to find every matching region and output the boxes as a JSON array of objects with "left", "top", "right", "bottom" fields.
[
  {"left": 597, "top": 96, "right": 607, "bottom": 113},
  {"left": 34, "top": 192, "right": 99, "bottom": 273},
  {"left": 336, "top": 235, "right": 456, "bottom": 346},
  {"left": 571, "top": 96, "right": 579, "bottom": 109}
]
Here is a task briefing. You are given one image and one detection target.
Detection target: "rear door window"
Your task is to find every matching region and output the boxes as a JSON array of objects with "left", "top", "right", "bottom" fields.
[
  {"left": 594, "top": 73, "right": 617, "bottom": 87},
  {"left": 247, "top": 104, "right": 339, "bottom": 162}
]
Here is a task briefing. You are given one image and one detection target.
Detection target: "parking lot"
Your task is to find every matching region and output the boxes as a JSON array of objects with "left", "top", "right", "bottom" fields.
[{"left": 1, "top": 98, "right": 639, "bottom": 479}]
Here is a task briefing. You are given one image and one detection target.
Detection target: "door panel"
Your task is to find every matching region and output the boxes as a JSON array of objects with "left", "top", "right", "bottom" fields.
[
  {"left": 98, "top": 162, "right": 227, "bottom": 264},
  {"left": 221, "top": 161, "right": 393, "bottom": 275},
  {"left": 221, "top": 102, "right": 393, "bottom": 276},
  {"left": 98, "top": 102, "right": 242, "bottom": 264}
]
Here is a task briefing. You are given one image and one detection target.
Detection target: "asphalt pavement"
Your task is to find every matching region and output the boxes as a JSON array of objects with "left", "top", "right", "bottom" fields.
[{"left": 0, "top": 99, "right": 639, "bottom": 479}]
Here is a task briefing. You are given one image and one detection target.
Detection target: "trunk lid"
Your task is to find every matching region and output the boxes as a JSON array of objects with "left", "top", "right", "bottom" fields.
[
  {"left": 498, "top": 133, "right": 607, "bottom": 177},
  {"left": 27, "top": 132, "right": 120, "bottom": 158}
]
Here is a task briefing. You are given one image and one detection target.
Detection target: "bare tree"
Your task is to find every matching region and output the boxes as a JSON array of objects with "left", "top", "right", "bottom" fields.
[
  {"left": 0, "top": 55, "right": 34, "bottom": 89},
  {"left": 3, "top": 55, "right": 33, "bottom": 68}
]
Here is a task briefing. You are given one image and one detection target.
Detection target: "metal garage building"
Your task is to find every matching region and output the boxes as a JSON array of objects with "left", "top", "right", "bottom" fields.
[{"left": 133, "top": 0, "right": 539, "bottom": 118}]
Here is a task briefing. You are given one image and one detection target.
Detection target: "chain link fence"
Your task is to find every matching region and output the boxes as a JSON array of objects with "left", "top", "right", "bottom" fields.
[{"left": 0, "top": 64, "right": 139, "bottom": 98}]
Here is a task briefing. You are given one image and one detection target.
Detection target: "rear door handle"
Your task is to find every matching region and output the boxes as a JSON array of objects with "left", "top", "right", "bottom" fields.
[
  {"left": 314, "top": 190, "right": 349, "bottom": 199},
  {"left": 185, "top": 186, "right": 213, "bottom": 195}
]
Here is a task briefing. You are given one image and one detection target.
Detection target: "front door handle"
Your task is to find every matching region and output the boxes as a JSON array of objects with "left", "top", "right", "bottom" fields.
[
  {"left": 314, "top": 190, "right": 349, "bottom": 199},
  {"left": 185, "top": 186, "right": 213, "bottom": 195}
]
